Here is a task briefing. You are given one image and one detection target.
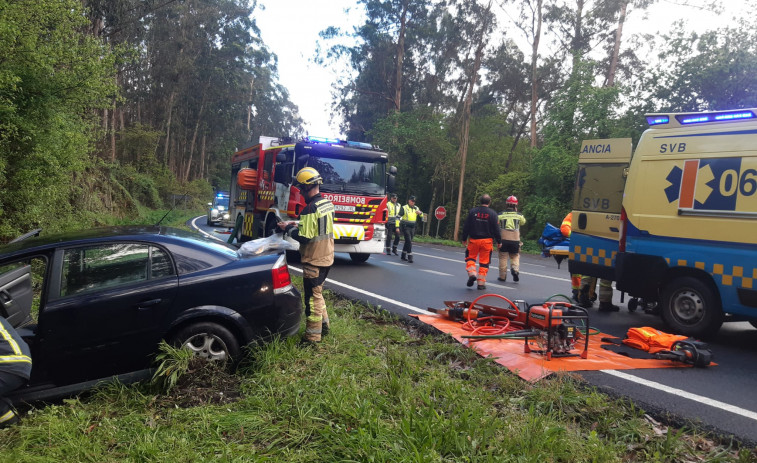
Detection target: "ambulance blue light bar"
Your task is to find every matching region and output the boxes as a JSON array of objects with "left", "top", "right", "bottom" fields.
[
  {"left": 676, "top": 110, "right": 756, "bottom": 125},
  {"left": 346, "top": 140, "right": 373, "bottom": 149},
  {"left": 307, "top": 136, "right": 340, "bottom": 144},
  {"left": 646, "top": 116, "right": 669, "bottom": 126}
]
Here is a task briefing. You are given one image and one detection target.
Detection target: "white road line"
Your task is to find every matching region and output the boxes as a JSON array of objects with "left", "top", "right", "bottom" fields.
[
  {"left": 413, "top": 251, "right": 562, "bottom": 279},
  {"left": 288, "top": 265, "right": 433, "bottom": 315},
  {"left": 421, "top": 269, "right": 453, "bottom": 276},
  {"left": 194, "top": 217, "right": 754, "bottom": 422},
  {"left": 601, "top": 370, "right": 757, "bottom": 422}
]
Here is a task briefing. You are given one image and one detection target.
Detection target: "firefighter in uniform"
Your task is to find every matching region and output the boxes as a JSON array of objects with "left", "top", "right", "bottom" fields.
[
  {"left": 278, "top": 167, "right": 335, "bottom": 343},
  {"left": 561, "top": 212, "right": 619, "bottom": 312},
  {"left": 399, "top": 195, "right": 423, "bottom": 263},
  {"left": 0, "top": 315, "right": 31, "bottom": 428},
  {"left": 497, "top": 195, "right": 526, "bottom": 282},
  {"left": 385, "top": 193, "right": 401, "bottom": 255},
  {"left": 561, "top": 212, "right": 584, "bottom": 302},
  {"left": 462, "top": 194, "right": 501, "bottom": 290}
]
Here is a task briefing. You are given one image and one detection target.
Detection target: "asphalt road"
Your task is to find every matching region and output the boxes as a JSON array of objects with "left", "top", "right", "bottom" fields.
[{"left": 192, "top": 217, "right": 757, "bottom": 444}]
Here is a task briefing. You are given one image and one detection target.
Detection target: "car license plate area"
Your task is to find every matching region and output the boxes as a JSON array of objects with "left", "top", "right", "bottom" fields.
[{"left": 334, "top": 205, "right": 355, "bottom": 213}]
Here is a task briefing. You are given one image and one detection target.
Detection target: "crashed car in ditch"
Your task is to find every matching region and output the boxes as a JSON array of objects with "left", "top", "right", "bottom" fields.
[{"left": 0, "top": 226, "right": 301, "bottom": 402}]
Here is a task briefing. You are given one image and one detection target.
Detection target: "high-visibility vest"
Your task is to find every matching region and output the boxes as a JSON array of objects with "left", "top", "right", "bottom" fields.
[
  {"left": 622, "top": 326, "right": 689, "bottom": 353},
  {"left": 0, "top": 316, "right": 32, "bottom": 380},
  {"left": 560, "top": 212, "right": 572, "bottom": 238},
  {"left": 387, "top": 201, "right": 401, "bottom": 226},
  {"left": 400, "top": 204, "right": 421, "bottom": 223}
]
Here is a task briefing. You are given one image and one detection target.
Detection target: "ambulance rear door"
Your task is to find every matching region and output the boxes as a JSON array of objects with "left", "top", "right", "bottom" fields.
[{"left": 568, "top": 138, "right": 632, "bottom": 281}]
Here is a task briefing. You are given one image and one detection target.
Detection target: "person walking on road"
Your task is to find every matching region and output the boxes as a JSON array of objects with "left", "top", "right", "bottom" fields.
[
  {"left": 399, "top": 195, "right": 423, "bottom": 263},
  {"left": 462, "top": 194, "right": 501, "bottom": 290},
  {"left": 0, "top": 315, "right": 31, "bottom": 429},
  {"left": 278, "top": 167, "right": 335, "bottom": 344},
  {"left": 497, "top": 195, "right": 526, "bottom": 282},
  {"left": 385, "top": 193, "right": 401, "bottom": 255}
]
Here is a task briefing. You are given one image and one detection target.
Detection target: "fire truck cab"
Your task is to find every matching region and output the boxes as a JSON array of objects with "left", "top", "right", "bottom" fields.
[{"left": 228, "top": 136, "right": 397, "bottom": 263}]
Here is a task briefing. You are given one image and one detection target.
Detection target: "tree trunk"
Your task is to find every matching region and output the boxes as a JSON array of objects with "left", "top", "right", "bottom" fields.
[
  {"left": 453, "top": 2, "right": 492, "bottom": 241},
  {"left": 606, "top": 0, "right": 628, "bottom": 87},
  {"left": 162, "top": 91, "right": 176, "bottom": 162},
  {"left": 246, "top": 76, "right": 255, "bottom": 138},
  {"left": 393, "top": 0, "right": 409, "bottom": 113},
  {"left": 199, "top": 133, "right": 207, "bottom": 180},
  {"left": 530, "top": 0, "right": 543, "bottom": 148}
]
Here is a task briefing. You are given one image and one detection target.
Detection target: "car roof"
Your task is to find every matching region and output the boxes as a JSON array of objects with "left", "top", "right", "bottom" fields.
[{"left": 0, "top": 226, "right": 207, "bottom": 258}]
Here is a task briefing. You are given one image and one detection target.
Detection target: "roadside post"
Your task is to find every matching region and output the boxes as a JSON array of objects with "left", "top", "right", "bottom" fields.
[{"left": 434, "top": 206, "right": 446, "bottom": 238}]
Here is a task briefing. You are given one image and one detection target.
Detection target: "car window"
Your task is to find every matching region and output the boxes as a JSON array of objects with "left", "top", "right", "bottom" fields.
[{"left": 61, "top": 243, "right": 175, "bottom": 297}]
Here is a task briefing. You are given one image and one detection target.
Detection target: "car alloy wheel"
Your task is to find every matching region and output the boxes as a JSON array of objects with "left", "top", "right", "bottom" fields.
[{"left": 172, "top": 322, "right": 240, "bottom": 362}]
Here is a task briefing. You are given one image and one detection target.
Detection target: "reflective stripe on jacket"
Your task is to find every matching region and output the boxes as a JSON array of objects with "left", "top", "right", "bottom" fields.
[
  {"left": 399, "top": 204, "right": 422, "bottom": 224},
  {"left": 498, "top": 211, "right": 526, "bottom": 241},
  {"left": 387, "top": 201, "right": 401, "bottom": 227},
  {"left": 291, "top": 193, "right": 335, "bottom": 267},
  {"left": 0, "top": 316, "right": 32, "bottom": 380}
]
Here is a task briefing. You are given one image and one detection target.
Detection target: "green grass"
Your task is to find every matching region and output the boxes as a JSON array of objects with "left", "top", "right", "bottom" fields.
[{"left": 1, "top": 282, "right": 754, "bottom": 462}]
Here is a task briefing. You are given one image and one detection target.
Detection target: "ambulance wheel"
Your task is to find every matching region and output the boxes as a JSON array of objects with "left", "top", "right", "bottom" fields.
[
  {"left": 661, "top": 276, "right": 723, "bottom": 338},
  {"left": 349, "top": 253, "right": 370, "bottom": 263}
]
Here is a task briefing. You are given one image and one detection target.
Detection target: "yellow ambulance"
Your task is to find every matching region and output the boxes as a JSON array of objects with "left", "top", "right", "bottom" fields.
[{"left": 570, "top": 109, "right": 757, "bottom": 337}]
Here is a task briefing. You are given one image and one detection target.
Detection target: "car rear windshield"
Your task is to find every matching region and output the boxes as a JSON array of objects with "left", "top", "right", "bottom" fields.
[{"left": 163, "top": 228, "right": 238, "bottom": 258}]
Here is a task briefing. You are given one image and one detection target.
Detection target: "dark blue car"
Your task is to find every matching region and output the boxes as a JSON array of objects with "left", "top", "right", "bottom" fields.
[{"left": 0, "top": 226, "right": 301, "bottom": 402}]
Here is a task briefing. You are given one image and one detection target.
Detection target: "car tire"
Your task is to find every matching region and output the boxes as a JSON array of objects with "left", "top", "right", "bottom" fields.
[
  {"left": 349, "top": 253, "right": 370, "bottom": 263},
  {"left": 171, "top": 322, "right": 241, "bottom": 363},
  {"left": 660, "top": 276, "right": 723, "bottom": 338}
]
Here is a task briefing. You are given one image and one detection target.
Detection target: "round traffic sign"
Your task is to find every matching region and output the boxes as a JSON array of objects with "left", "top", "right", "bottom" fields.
[{"left": 435, "top": 206, "right": 446, "bottom": 220}]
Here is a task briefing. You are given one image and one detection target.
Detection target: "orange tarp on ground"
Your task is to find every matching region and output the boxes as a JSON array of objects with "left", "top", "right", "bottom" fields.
[{"left": 415, "top": 314, "right": 694, "bottom": 382}]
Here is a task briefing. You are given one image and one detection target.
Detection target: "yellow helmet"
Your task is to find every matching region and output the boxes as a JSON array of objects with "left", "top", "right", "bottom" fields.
[{"left": 295, "top": 167, "right": 323, "bottom": 186}]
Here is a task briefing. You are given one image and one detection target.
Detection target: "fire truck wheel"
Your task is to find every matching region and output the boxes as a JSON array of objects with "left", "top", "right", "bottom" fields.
[
  {"left": 349, "top": 253, "right": 370, "bottom": 263},
  {"left": 661, "top": 276, "right": 723, "bottom": 338}
]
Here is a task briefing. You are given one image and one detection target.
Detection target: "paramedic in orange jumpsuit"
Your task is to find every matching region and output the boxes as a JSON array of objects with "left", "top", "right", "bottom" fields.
[{"left": 462, "top": 194, "right": 501, "bottom": 290}]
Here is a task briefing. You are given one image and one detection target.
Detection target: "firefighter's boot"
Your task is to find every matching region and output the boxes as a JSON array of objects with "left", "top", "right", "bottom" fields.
[
  {"left": 408, "top": 254, "right": 414, "bottom": 263},
  {"left": 467, "top": 274, "right": 476, "bottom": 287},
  {"left": 578, "top": 287, "right": 594, "bottom": 308},
  {"left": 511, "top": 268, "right": 520, "bottom": 282},
  {"left": 401, "top": 252, "right": 407, "bottom": 261},
  {"left": 392, "top": 247, "right": 398, "bottom": 256},
  {"left": 571, "top": 289, "right": 580, "bottom": 304},
  {"left": 598, "top": 301, "right": 620, "bottom": 312}
]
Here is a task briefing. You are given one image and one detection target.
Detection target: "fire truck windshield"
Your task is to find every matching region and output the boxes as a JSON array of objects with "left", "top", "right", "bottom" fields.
[{"left": 307, "top": 157, "right": 387, "bottom": 195}]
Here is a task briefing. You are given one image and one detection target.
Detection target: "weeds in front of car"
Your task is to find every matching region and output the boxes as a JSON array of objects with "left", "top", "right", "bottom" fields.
[{"left": 1, "top": 289, "right": 755, "bottom": 462}]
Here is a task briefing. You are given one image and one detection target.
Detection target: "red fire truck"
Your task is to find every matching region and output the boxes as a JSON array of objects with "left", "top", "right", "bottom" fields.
[{"left": 228, "top": 136, "right": 397, "bottom": 263}]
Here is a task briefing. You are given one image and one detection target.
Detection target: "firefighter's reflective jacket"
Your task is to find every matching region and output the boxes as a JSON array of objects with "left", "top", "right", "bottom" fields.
[
  {"left": 498, "top": 210, "right": 526, "bottom": 241},
  {"left": 387, "top": 201, "right": 401, "bottom": 227},
  {"left": 289, "top": 193, "right": 335, "bottom": 267},
  {"left": 399, "top": 204, "right": 422, "bottom": 224},
  {"left": 0, "top": 316, "right": 31, "bottom": 380}
]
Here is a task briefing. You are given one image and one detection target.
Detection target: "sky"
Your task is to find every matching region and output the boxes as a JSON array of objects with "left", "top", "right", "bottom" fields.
[{"left": 255, "top": 1, "right": 748, "bottom": 140}]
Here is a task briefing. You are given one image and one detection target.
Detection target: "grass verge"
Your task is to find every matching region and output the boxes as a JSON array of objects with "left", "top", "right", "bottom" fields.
[{"left": 1, "top": 281, "right": 754, "bottom": 462}]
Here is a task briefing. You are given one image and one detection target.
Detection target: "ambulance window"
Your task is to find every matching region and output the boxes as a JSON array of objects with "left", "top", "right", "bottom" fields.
[{"left": 572, "top": 164, "right": 626, "bottom": 213}]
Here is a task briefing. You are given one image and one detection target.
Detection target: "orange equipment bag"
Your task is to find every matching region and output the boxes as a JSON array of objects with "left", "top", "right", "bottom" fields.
[
  {"left": 237, "top": 168, "right": 258, "bottom": 189},
  {"left": 622, "top": 326, "right": 689, "bottom": 354}
]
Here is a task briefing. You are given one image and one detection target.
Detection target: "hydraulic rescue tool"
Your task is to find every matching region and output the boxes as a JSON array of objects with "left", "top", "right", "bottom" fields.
[
  {"left": 652, "top": 340, "right": 713, "bottom": 367},
  {"left": 429, "top": 296, "right": 591, "bottom": 360}
]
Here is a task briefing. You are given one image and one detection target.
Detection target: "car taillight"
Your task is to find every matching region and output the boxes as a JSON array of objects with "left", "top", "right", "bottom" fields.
[
  {"left": 272, "top": 255, "right": 292, "bottom": 294},
  {"left": 619, "top": 206, "right": 627, "bottom": 252}
]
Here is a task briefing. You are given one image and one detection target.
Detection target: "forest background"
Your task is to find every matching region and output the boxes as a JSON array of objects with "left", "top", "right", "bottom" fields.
[{"left": 1, "top": 0, "right": 754, "bottom": 242}]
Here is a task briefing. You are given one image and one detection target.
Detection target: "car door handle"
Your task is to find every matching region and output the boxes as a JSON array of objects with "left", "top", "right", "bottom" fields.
[
  {"left": 0, "top": 289, "right": 11, "bottom": 304},
  {"left": 136, "top": 298, "right": 162, "bottom": 310}
]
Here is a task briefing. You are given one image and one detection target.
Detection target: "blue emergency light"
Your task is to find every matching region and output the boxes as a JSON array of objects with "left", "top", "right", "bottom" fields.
[
  {"left": 676, "top": 110, "right": 756, "bottom": 125},
  {"left": 646, "top": 116, "right": 669, "bottom": 126},
  {"left": 346, "top": 140, "right": 373, "bottom": 149},
  {"left": 307, "top": 136, "right": 340, "bottom": 145}
]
